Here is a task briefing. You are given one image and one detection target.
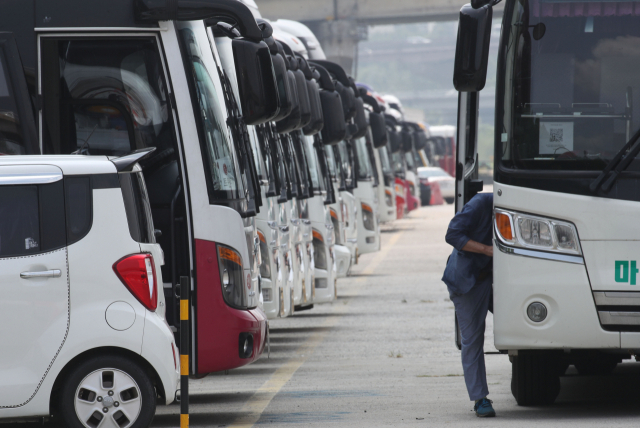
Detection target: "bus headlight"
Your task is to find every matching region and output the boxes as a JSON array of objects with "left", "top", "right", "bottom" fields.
[
  {"left": 218, "top": 245, "right": 247, "bottom": 309},
  {"left": 312, "top": 229, "right": 327, "bottom": 270},
  {"left": 494, "top": 209, "right": 581, "bottom": 255},
  {"left": 361, "top": 203, "right": 375, "bottom": 231},
  {"left": 385, "top": 189, "right": 393, "bottom": 207},
  {"left": 257, "top": 230, "right": 270, "bottom": 279}
]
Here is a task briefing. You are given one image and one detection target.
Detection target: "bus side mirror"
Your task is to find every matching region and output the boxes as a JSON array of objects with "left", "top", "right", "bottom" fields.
[
  {"left": 415, "top": 132, "right": 427, "bottom": 150},
  {"left": 276, "top": 71, "right": 302, "bottom": 134},
  {"left": 232, "top": 39, "right": 279, "bottom": 125},
  {"left": 388, "top": 129, "right": 402, "bottom": 154},
  {"left": 453, "top": 3, "right": 493, "bottom": 92},
  {"left": 271, "top": 52, "right": 293, "bottom": 121},
  {"left": 369, "top": 112, "right": 388, "bottom": 148},
  {"left": 319, "top": 90, "right": 347, "bottom": 145},
  {"left": 351, "top": 98, "right": 368, "bottom": 140},
  {"left": 401, "top": 129, "right": 414, "bottom": 153},
  {"left": 303, "top": 79, "right": 324, "bottom": 136}
]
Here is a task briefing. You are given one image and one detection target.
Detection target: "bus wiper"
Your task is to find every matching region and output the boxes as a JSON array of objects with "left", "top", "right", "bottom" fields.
[{"left": 590, "top": 127, "right": 640, "bottom": 193}]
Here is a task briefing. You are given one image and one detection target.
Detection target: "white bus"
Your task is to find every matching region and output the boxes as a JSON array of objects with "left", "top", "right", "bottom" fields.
[{"left": 454, "top": 0, "right": 640, "bottom": 406}]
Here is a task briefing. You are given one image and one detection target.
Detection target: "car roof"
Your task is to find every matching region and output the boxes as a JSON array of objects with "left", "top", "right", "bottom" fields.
[{"left": 0, "top": 155, "right": 116, "bottom": 175}]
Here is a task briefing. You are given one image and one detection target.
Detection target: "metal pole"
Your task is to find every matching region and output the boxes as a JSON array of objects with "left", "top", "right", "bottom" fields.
[{"left": 180, "top": 275, "right": 190, "bottom": 428}]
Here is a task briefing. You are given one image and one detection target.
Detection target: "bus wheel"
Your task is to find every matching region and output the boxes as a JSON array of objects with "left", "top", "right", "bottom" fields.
[
  {"left": 511, "top": 352, "right": 561, "bottom": 406},
  {"left": 59, "top": 355, "right": 156, "bottom": 428}
]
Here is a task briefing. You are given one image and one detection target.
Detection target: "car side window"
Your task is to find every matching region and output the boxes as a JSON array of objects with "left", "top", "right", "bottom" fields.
[
  {"left": 0, "top": 181, "right": 66, "bottom": 258},
  {"left": 65, "top": 176, "right": 93, "bottom": 245},
  {"left": 119, "top": 171, "right": 156, "bottom": 244}
]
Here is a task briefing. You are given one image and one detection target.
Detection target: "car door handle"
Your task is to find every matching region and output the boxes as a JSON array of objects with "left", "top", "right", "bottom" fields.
[{"left": 20, "top": 270, "right": 62, "bottom": 279}]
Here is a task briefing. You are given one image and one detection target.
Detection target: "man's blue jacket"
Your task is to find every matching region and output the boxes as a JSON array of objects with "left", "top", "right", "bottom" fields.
[{"left": 442, "top": 193, "right": 493, "bottom": 296}]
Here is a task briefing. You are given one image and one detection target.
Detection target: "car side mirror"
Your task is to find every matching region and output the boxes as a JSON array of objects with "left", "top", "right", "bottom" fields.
[
  {"left": 232, "top": 39, "right": 279, "bottom": 125},
  {"left": 369, "top": 112, "right": 388, "bottom": 148},
  {"left": 453, "top": 3, "right": 493, "bottom": 92}
]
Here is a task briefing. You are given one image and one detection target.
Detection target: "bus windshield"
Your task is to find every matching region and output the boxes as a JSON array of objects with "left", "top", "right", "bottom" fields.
[
  {"left": 379, "top": 146, "right": 393, "bottom": 175},
  {"left": 178, "top": 22, "right": 242, "bottom": 200},
  {"left": 499, "top": 0, "right": 640, "bottom": 172},
  {"left": 355, "top": 137, "right": 373, "bottom": 179},
  {"left": 324, "top": 145, "right": 337, "bottom": 178},
  {"left": 303, "top": 135, "right": 323, "bottom": 192}
]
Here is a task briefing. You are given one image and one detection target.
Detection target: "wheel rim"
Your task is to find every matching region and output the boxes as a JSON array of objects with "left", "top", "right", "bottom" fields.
[{"left": 74, "top": 368, "right": 142, "bottom": 428}]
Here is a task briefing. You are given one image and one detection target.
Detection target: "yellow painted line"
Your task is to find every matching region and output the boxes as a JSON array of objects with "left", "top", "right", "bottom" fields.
[{"left": 228, "top": 231, "right": 404, "bottom": 428}]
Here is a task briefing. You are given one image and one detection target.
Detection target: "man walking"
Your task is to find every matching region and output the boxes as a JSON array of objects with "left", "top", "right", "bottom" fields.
[{"left": 442, "top": 192, "right": 495, "bottom": 417}]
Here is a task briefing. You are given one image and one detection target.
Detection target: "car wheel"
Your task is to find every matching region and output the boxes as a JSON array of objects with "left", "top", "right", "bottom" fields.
[
  {"left": 59, "top": 355, "right": 156, "bottom": 428},
  {"left": 445, "top": 197, "right": 455, "bottom": 204}
]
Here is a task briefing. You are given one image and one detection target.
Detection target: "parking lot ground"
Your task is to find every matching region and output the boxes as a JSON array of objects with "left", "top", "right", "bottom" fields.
[{"left": 29, "top": 201, "right": 640, "bottom": 427}]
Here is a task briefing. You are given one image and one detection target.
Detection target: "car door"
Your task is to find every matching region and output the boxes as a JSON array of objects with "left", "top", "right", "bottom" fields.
[
  {"left": 0, "top": 164, "right": 70, "bottom": 407},
  {"left": 0, "top": 32, "right": 68, "bottom": 407}
]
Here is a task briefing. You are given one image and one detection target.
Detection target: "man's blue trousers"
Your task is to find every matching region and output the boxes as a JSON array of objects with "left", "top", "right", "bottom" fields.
[{"left": 450, "top": 277, "right": 492, "bottom": 401}]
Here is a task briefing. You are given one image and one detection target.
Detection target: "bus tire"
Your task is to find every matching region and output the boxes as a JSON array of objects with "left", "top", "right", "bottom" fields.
[
  {"left": 59, "top": 354, "right": 156, "bottom": 428},
  {"left": 511, "top": 352, "right": 561, "bottom": 406}
]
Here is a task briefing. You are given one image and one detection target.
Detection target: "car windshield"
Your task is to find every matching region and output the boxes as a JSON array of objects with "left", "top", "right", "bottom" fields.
[
  {"left": 178, "top": 22, "right": 242, "bottom": 199},
  {"left": 499, "top": 0, "right": 640, "bottom": 171},
  {"left": 418, "top": 168, "right": 450, "bottom": 178}
]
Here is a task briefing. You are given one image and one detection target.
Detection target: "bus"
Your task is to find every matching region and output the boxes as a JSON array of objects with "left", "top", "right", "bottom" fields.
[{"left": 454, "top": 0, "right": 640, "bottom": 405}]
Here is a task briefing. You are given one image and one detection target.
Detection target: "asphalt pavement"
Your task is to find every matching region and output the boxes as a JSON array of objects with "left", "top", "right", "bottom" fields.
[{"left": 29, "top": 201, "right": 640, "bottom": 427}]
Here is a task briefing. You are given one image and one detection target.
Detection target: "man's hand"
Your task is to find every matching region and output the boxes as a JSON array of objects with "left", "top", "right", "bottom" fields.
[{"left": 461, "top": 239, "right": 493, "bottom": 257}]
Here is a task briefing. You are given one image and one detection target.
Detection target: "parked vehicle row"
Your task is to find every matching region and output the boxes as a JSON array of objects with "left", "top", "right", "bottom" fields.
[{"left": 0, "top": 0, "right": 446, "bottom": 426}]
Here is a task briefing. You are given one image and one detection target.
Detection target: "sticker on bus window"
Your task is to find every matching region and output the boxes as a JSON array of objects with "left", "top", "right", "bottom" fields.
[
  {"left": 539, "top": 122, "right": 574, "bottom": 155},
  {"left": 215, "top": 157, "right": 236, "bottom": 191}
]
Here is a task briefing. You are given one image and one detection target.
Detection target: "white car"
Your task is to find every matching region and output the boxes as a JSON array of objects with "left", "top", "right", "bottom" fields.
[
  {"left": 417, "top": 166, "right": 456, "bottom": 204},
  {"left": 0, "top": 154, "right": 179, "bottom": 427}
]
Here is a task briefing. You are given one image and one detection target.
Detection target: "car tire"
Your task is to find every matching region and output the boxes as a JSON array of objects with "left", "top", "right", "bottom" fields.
[
  {"left": 511, "top": 352, "right": 561, "bottom": 406},
  {"left": 59, "top": 354, "right": 156, "bottom": 428},
  {"left": 445, "top": 197, "right": 455, "bottom": 204}
]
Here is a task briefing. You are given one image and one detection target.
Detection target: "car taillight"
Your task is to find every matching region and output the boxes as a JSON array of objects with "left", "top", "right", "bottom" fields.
[
  {"left": 171, "top": 343, "right": 177, "bottom": 370},
  {"left": 113, "top": 253, "right": 158, "bottom": 311}
]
